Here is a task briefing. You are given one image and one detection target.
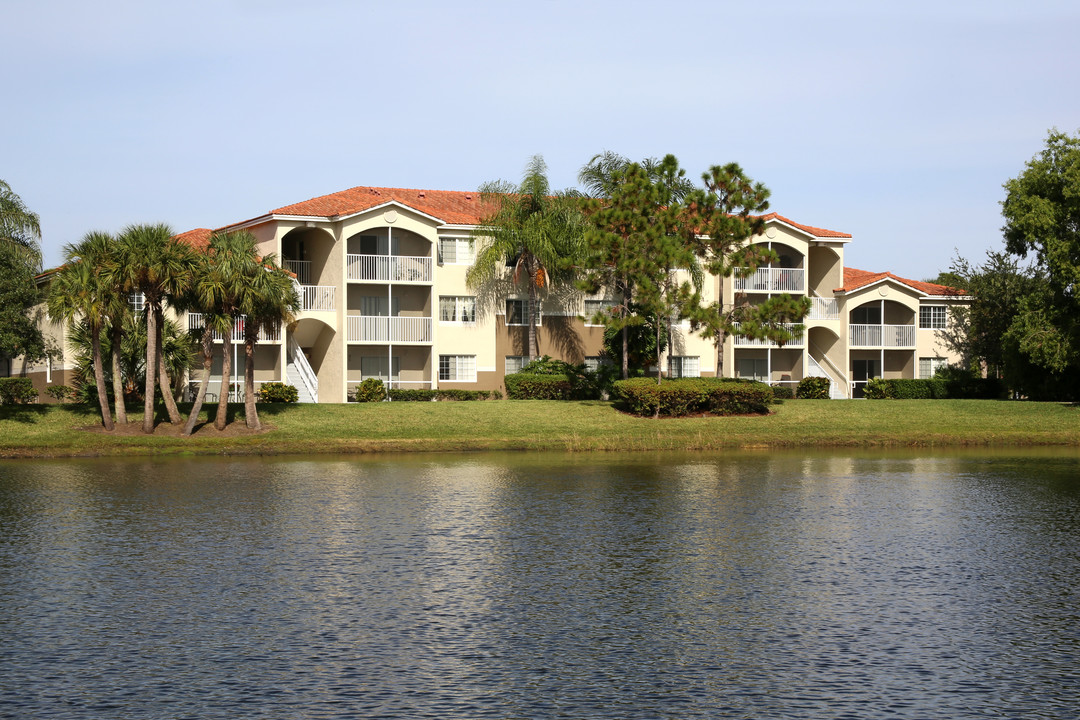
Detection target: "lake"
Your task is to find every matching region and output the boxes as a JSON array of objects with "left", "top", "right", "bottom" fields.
[{"left": 2, "top": 450, "right": 1079, "bottom": 719}]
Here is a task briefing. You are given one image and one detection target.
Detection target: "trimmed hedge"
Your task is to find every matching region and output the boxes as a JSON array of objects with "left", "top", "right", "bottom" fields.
[
  {"left": 613, "top": 377, "right": 774, "bottom": 417},
  {"left": 258, "top": 382, "right": 299, "bottom": 403},
  {"left": 354, "top": 378, "right": 387, "bottom": 402},
  {"left": 0, "top": 377, "right": 36, "bottom": 404},
  {"left": 864, "top": 376, "right": 1007, "bottom": 400},
  {"left": 771, "top": 385, "right": 794, "bottom": 400},
  {"left": 505, "top": 373, "right": 593, "bottom": 400},
  {"left": 388, "top": 389, "right": 501, "bottom": 402},
  {"left": 796, "top": 376, "right": 830, "bottom": 399}
]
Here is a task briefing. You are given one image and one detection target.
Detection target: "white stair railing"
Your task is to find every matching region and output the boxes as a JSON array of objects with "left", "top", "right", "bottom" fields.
[
  {"left": 808, "top": 342, "right": 851, "bottom": 399},
  {"left": 287, "top": 335, "right": 318, "bottom": 403}
]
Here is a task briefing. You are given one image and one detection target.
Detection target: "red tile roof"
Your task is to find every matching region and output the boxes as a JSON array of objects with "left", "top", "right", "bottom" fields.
[
  {"left": 174, "top": 227, "right": 214, "bottom": 250},
  {"left": 270, "top": 186, "right": 496, "bottom": 225},
  {"left": 839, "top": 267, "right": 966, "bottom": 296},
  {"left": 759, "top": 212, "right": 852, "bottom": 239}
]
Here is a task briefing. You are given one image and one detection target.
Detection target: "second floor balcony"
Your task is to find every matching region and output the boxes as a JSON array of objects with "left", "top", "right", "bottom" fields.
[
  {"left": 347, "top": 315, "right": 432, "bottom": 344},
  {"left": 731, "top": 322, "right": 805, "bottom": 348},
  {"left": 347, "top": 254, "right": 432, "bottom": 283},
  {"left": 849, "top": 324, "right": 915, "bottom": 348},
  {"left": 188, "top": 314, "right": 281, "bottom": 343},
  {"left": 734, "top": 267, "right": 805, "bottom": 293}
]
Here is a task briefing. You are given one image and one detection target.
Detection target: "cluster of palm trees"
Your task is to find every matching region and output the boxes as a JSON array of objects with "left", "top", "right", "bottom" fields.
[{"left": 48, "top": 225, "right": 299, "bottom": 434}]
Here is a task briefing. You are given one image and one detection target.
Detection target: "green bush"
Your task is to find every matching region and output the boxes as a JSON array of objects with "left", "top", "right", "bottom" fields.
[
  {"left": 613, "top": 377, "right": 773, "bottom": 417},
  {"left": 387, "top": 388, "right": 502, "bottom": 402},
  {"left": 0, "top": 377, "right": 37, "bottom": 404},
  {"left": 796, "top": 376, "right": 830, "bottom": 399},
  {"left": 505, "top": 373, "right": 580, "bottom": 400},
  {"left": 354, "top": 378, "right": 386, "bottom": 403},
  {"left": 258, "top": 382, "right": 299, "bottom": 403},
  {"left": 863, "top": 377, "right": 892, "bottom": 399},
  {"left": 44, "top": 384, "right": 77, "bottom": 403},
  {"left": 862, "top": 372, "right": 1006, "bottom": 400},
  {"left": 771, "top": 385, "right": 794, "bottom": 400}
]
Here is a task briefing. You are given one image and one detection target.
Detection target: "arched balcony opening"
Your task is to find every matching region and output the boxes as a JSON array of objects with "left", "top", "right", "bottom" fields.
[
  {"left": 735, "top": 241, "right": 805, "bottom": 294},
  {"left": 345, "top": 228, "right": 433, "bottom": 283}
]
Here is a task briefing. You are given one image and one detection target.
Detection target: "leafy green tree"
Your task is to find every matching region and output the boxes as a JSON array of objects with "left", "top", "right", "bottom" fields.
[
  {"left": 0, "top": 242, "right": 46, "bottom": 366},
  {"left": 582, "top": 154, "right": 804, "bottom": 382},
  {"left": 237, "top": 256, "right": 298, "bottom": 431},
  {"left": 0, "top": 180, "right": 42, "bottom": 271},
  {"left": 998, "top": 128, "right": 1080, "bottom": 398},
  {"left": 112, "top": 224, "right": 196, "bottom": 432},
  {"left": 468, "top": 155, "right": 585, "bottom": 361},
  {"left": 47, "top": 233, "right": 119, "bottom": 430}
]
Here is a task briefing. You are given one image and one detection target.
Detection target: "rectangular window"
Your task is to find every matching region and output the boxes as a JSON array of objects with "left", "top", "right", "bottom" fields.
[
  {"left": 505, "top": 298, "right": 540, "bottom": 326},
  {"left": 584, "top": 356, "right": 613, "bottom": 373},
  {"left": 919, "top": 357, "right": 948, "bottom": 379},
  {"left": 668, "top": 356, "right": 700, "bottom": 378},
  {"left": 439, "top": 355, "right": 476, "bottom": 382},
  {"left": 438, "top": 237, "right": 474, "bottom": 265},
  {"left": 920, "top": 305, "right": 947, "bottom": 329},
  {"left": 360, "top": 356, "right": 399, "bottom": 382},
  {"left": 736, "top": 358, "right": 768, "bottom": 382},
  {"left": 505, "top": 356, "right": 529, "bottom": 374},
  {"left": 439, "top": 296, "right": 476, "bottom": 323},
  {"left": 129, "top": 292, "right": 145, "bottom": 314},
  {"left": 583, "top": 298, "right": 615, "bottom": 326}
]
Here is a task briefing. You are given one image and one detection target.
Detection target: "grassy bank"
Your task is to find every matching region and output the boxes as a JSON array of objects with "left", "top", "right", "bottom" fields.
[{"left": 1, "top": 399, "right": 1078, "bottom": 459}]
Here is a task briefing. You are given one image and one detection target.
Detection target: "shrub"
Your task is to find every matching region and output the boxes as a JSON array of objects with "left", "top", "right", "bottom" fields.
[
  {"left": 862, "top": 377, "right": 892, "bottom": 399},
  {"left": 862, "top": 373, "right": 1006, "bottom": 400},
  {"left": 0, "top": 377, "right": 37, "bottom": 404},
  {"left": 354, "top": 378, "right": 386, "bottom": 403},
  {"left": 796, "top": 376, "right": 830, "bottom": 399},
  {"left": 258, "top": 382, "right": 299, "bottom": 403},
  {"left": 505, "top": 373, "right": 578, "bottom": 400},
  {"left": 44, "top": 384, "right": 77, "bottom": 403},
  {"left": 771, "top": 385, "right": 794, "bottom": 400},
  {"left": 387, "top": 389, "right": 502, "bottom": 402},
  {"left": 613, "top": 377, "right": 773, "bottom": 417}
]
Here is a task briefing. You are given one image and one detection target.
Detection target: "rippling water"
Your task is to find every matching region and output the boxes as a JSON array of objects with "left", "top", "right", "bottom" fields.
[{"left": 2, "top": 450, "right": 1080, "bottom": 718}]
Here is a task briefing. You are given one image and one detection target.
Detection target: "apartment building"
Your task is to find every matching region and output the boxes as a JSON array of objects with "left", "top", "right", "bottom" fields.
[{"left": 9, "top": 185, "right": 969, "bottom": 401}]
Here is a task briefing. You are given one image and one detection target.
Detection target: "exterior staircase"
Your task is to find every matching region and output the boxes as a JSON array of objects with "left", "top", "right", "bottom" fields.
[
  {"left": 286, "top": 335, "right": 319, "bottom": 403},
  {"left": 806, "top": 354, "right": 848, "bottom": 399}
]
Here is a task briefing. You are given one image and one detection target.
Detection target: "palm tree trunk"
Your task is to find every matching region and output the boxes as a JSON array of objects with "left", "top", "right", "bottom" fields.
[
  {"left": 109, "top": 319, "right": 127, "bottom": 425},
  {"left": 142, "top": 301, "right": 158, "bottom": 433},
  {"left": 156, "top": 309, "right": 182, "bottom": 424},
  {"left": 91, "top": 326, "right": 114, "bottom": 431},
  {"left": 183, "top": 328, "right": 215, "bottom": 436},
  {"left": 215, "top": 330, "right": 232, "bottom": 431},
  {"left": 244, "top": 329, "right": 260, "bottom": 431},
  {"left": 527, "top": 279, "right": 539, "bottom": 361}
]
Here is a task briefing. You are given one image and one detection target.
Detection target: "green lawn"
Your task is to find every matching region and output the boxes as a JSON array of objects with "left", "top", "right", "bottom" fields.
[{"left": 1, "top": 399, "right": 1078, "bottom": 459}]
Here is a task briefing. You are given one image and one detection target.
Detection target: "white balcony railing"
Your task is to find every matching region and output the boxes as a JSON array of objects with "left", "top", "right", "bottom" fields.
[
  {"left": 347, "top": 315, "right": 433, "bottom": 343},
  {"left": 849, "top": 324, "right": 916, "bottom": 348},
  {"left": 734, "top": 267, "right": 805, "bottom": 293},
  {"left": 346, "top": 254, "right": 433, "bottom": 282},
  {"left": 284, "top": 259, "right": 311, "bottom": 284},
  {"left": 731, "top": 322, "right": 804, "bottom": 347},
  {"left": 808, "top": 297, "right": 840, "bottom": 320},
  {"left": 188, "top": 314, "right": 281, "bottom": 343},
  {"left": 300, "top": 285, "right": 335, "bottom": 311}
]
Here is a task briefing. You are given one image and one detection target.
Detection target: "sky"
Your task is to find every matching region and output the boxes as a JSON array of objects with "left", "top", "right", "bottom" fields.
[{"left": 3, "top": 0, "right": 1078, "bottom": 280}]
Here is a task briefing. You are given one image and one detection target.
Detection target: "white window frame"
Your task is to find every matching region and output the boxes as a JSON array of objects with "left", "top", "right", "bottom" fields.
[
  {"left": 505, "top": 298, "right": 541, "bottom": 326},
  {"left": 129, "top": 292, "right": 146, "bottom": 314},
  {"left": 505, "top": 356, "right": 529, "bottom": 375},
  {"left": 439, "top": 355, "right": 476, "bottom": 382},
  {"left": 439, "top": 296, "right": 476, "bottom": 324},
  {"left": 584, "top": 356, "right": 613, "bottom": 373},
  {"left": 919, "top": 356, "right": 949, "bottom": 379},
  {"left": 583, "top": 298, "right": 616, "bottom": 326},
  {"left": 668, "top": 356, "right": 700, "bottom": 379},
  {"left": 438, "top": 236, "right": 475, "bottom": 265},
  {"left": 920, "top": 305, "right": 947, "bottom": 329}
]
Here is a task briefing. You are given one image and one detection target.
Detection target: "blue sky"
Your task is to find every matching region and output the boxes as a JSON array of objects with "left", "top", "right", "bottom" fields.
[{"left": 3, "top": 0, "right": 1078, "bottom": 280}]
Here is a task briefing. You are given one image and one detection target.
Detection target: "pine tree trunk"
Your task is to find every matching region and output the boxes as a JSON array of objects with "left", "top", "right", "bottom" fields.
[
  {"left": 110, "top": 320, "right": 127, "bottom": 425},
  {"left": 156, "top": 309, "right": 182, "bottom": 424},
  {"left": 91, "top": 326, "right": 114, "bottom": 431},
  {"left": 142, "top": 302, "right": 157, "bottom": 434},
  {"left": 183, "top": 328, "right": 215, "bottom": 436},
  {"left": 244, "top": 330, "right": 260, "bottom": 431}
]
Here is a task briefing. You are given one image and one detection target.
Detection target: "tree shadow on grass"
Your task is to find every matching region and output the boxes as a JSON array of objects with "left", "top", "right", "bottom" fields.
[{"left": 0, "top": 403, "right": 52, "bottom": 424}]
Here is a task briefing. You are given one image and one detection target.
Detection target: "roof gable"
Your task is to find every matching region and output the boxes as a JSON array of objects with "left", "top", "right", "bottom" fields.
[
  {"left": 839, "top": 267, "right": 966, "bottom": 297},
  {"left": 271, "top": 186, "right": 495, "bottom": 225}
]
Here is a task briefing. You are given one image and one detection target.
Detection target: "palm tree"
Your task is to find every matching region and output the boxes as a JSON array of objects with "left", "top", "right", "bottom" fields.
[
  {"left": 177, "top": 250, "right": 230, "bottom": 436},
  {"left": 0, "top": 180, "right": 42, "bottom": 271},
  {"left": 112, "top": 224, "right": 195, "bottom": 433},
  {"left": 47, "top": 232, "right": 117, "bottom": 430},
  {"left": 237, "top": 257, "right": 299, "bottom": 431},
  {"left": 467, "top": 155, "right": 585, "bottom": 361}
]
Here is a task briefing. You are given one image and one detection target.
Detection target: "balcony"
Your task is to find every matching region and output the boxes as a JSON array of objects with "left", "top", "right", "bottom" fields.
[
  {"left": 284, "top": 259, "right": 311, "bottom": 284},
  {"left": 731, "top": 322, "right": 804, "bottom": 347},
  {"left": 347, "top": 254, "right": 432, "bottom": 283},
  {"left": 299, "top": 285, "right": 335, "bottom": 311},
  {"left": 849, "top": 324, "right": 915, "bottom": 348},
  {"left": 188, "top": 314, "right": 281, "bottom": 343},
  {"left": 347, "top": 315, "right": 433, "bottom": 343},
  {"left": 734, "top": 267, "right": 805, "bottom": 293},
  {"left": 807, "top": 297, "right": 840, "bottom": 320}
]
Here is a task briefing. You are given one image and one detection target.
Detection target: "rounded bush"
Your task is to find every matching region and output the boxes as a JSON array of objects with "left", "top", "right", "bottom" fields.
[
  {"left": 796, "top": 376, "right": 830, "bottom": 399},
  {"left": 258, "top": 382, "right": 299, "bottom": 403},
  {"left": 354, "top": 378, "right": 386, "bottom": 403}
]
